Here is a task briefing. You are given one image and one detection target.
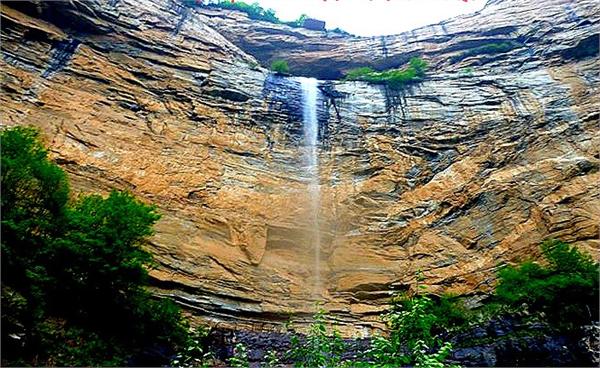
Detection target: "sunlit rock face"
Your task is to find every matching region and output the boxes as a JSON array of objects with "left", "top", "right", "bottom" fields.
[{"left": 1, "top": 0, "right": 598, "bottom": 335}]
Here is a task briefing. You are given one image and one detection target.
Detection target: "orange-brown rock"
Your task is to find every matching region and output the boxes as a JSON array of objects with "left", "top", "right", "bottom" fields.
[{"left": 1, "top": 0, "right": 598, "bottom": 336}]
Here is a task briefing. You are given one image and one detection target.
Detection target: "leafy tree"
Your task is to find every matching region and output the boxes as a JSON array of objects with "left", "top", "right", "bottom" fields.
[
  {"left": 1, "top": 126, "right": 70, "bottom": 364},
  {"left": 1, "top": 126, "right": 69, "bottom": 290},
  {"left": 1, "top": 126, "right": 188, "bottom": 366}
]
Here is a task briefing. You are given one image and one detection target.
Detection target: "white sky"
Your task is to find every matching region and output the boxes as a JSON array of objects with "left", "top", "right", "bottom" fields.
[{"left": 253, "top": 0, "right": 487, "bottom": 36}]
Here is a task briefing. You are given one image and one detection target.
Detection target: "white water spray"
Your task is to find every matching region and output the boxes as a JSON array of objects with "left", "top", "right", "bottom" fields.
[{"left": 299, "top": 77, "right": 321, "bottom": 298}]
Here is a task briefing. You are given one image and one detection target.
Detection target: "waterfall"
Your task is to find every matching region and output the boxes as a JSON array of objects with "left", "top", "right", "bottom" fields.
[{"left": 299, "top": 77, "right": 321, "bottom": 298}]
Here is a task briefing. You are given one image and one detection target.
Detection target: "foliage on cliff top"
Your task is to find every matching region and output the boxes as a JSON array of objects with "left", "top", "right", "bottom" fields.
[
  {"left": 203, "top": 1, "right": 279, "bottom": 23},
  {"left": 1, "top": 126, "right": 188, "bottom": 366},
  {"left": 194, "top": 2, "right": 307, "bottom": 28},
  {"left": 186, "top": 1, "right": 353, "bottom": 34},
  {"left": 344, "top": 57, "right": 428, "bottom": 91}
]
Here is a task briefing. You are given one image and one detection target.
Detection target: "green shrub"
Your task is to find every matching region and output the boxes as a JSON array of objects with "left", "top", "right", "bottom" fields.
[
  {"left": 430, "top": 294, "right": 472, "bottom": 331},
  {"left": 229, "top": 343, "right": 250, "bottom": 368},
  {"left": 344, "top": 67, "right": 376, "bottom": 80},
  {"left": 363, "top": 273, "right": 457, "bottom": 367},
  {"left": 171, "top": 327, "right": 214, "bottom": 368},
  {"left": 413, "top": 339, "right": 457, "bottom": 368},
  {"left": 287, "top": 308, "right": 346, "bottom": 367},
  {"left": 0, "top": 126, "right": 189, "bottom": 366},
  {"left": 264, "top": 349, "right": 281, "bottom": 367},
  {"left": 450, "top": 41, "right": 522, "bottom": 63},
  {"left": 270, "top": 59, "right": 290, "bottom": 74},
  {"left": 1, "top": 127, "right": 69, "bottom": 290},
  {"left": 344, "top": 57, "right": 428, "bottom": 91},
  {"left": 495, "top": 239, "right": 599, "bottom": 329}
]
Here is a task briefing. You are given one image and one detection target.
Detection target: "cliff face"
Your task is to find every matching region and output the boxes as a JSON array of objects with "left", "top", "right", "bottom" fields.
[
  {"left": 199, "top": 0, "right": 600, "bottom": 79},
  {"left": 1, "top": 0, "right": 598, "bottom": 335}
]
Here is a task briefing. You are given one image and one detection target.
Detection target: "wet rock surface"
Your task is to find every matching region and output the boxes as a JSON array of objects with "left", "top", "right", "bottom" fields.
[{"left": 1, "top": 0, "right": 599, "bottom": 336}]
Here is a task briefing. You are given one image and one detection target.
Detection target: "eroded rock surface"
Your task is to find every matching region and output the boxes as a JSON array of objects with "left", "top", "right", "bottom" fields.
[
  {"left": 1, "top": 0, "right": 598, "bottom": 335},
  {"left": 199, "top": 0, "right": 600, "bottom": 79}
]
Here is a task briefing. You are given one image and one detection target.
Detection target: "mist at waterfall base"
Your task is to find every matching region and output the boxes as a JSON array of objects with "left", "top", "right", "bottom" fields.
[{"left": 299, "top": 77, "right": 323, "bottom": 299}]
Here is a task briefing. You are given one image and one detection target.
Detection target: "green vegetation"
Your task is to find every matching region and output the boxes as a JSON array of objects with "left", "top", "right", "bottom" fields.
[
  {"left": 197, "top": 2, "right": 320, "bottom": 30},
  {"left": 264, "top": 349, "right": 281, "bottom": 367},
  {"left": 228, "top": 343, "right": 250, "bottom": 368},
  {"left": 171, "top": 327, "right": 215, "bottom": 367},
  {"left": 344, "top": 57, "right": 428, "bottom": 91},
  {"left": 2, "top": 128, "right": 596, "bottom": 367},
  {"left": 363, "top": 273, "right": 458, "bottom": 367},
  {"left": 282, "top": 283, "right": 458, "bottom": 367},
  {"left": 460, "top": 67, "right": 474, "bottom": 76},
  {"left": 204, "top": 1, "right": 279, "bottom": 23},
  {"left": 450, "top": 41, "right": 522, "bottom": 63},
  {"left": 1, "top": 126, "right": 188, "bottom": 366},
  {"left": 279, "top": 241, "right": 598, "bottom": 367},
  {"left": 495, "top": 239, "right": 599, "bottom": 330},
  {"left": 270, "top": 59, "right": 290, "bottom": 74},
  {"left": 287, "top": 308, "right": 346, "bottom": 367},
  {"left": 189, "top": 1, "right": 353, "bottom": 34}
]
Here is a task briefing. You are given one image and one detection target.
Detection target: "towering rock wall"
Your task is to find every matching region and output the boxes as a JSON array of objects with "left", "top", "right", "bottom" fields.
[
  {"left": 199, "top": 0, "right": 600, "bottom": 79},
  {"left": 1, "top": 0, "right": 598, "bottom": 335}
]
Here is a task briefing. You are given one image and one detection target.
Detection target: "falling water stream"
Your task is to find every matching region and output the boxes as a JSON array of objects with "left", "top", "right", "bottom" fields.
[{"left": 299, "top": 77, "right": 322, "bottom": 299}]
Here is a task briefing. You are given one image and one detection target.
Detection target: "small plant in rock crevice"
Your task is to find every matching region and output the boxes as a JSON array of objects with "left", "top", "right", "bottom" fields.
[{"left": 270, "top": 59, "right": 290, "bottom": 75}]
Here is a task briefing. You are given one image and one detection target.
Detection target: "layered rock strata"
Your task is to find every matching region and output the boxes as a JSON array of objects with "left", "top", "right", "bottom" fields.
[
  {"left": 1, "top": 0, "right": 598, "bottom": 335},
  {"left": 199, "top": 0, "right": 600, "bottom": 79}
]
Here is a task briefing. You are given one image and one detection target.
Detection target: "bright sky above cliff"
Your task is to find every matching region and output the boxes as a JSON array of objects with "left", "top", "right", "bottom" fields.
[{"left": 254, "top": 0, "right": 486, "bottom": 36}]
